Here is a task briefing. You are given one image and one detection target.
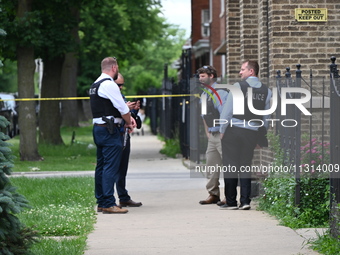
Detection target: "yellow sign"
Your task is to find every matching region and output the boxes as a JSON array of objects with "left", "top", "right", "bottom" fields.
[{"left": 295, "top": 8, "right": 327, "bottom": 22}]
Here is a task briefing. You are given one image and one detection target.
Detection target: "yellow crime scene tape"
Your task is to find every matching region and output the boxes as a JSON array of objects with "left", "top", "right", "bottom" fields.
[{"left": 0, "top": 94, "right": 200, "bottom": 102}]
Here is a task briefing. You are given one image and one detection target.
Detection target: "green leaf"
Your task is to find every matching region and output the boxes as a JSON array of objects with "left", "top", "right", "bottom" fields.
[{"left": 0, "top": 29, "right": 6, "bottom": 36}]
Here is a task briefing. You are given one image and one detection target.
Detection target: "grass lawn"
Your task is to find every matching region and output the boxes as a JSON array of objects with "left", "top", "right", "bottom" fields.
[
  {"left": 11, "top": 176, "right": 96, "bottom": 255},
  {"left": 11, "top": 123, "right": 97, "bottom": 172}
]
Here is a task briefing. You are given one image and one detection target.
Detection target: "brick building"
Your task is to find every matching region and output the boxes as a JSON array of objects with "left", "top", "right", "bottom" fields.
[
  {"left": 225, "top": 0, "right": 340, "bottom": 80},
  {"left": 191, "top": 0, "right": 226, "bottom": 79},
  {"left": 191, "top": 0, "right": 340, "bottom": 82},
  {"left": 189, "top": 0, "right": 340, "bottom": 168}
]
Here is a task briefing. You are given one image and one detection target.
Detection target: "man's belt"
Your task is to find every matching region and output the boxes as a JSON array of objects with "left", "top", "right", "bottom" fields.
[
  {"left": 94, "top": 123, "right": 108, "bottom": 127},
  {"left": 94, "top": 123, "right": 119, "bottom": 127}
]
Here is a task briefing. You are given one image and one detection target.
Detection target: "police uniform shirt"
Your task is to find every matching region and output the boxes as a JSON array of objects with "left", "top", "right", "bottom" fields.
[
  {"left": 219, "top": 76, "right": 272, "bottom": 134},
  {"left": 92, "top": 73, "right": 130, "bottom": 125}
]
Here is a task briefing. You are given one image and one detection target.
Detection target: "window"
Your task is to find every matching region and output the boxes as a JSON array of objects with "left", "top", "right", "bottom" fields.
[{"left": 201, "top": 9, "right": 210, "bottom": 37}]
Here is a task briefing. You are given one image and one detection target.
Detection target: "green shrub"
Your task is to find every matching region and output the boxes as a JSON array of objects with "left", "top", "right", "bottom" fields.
[
  {"left": 159, "top": 136, "right": 180, "bottom": 158},
  {"left": 0, "top": 116, "right": 38, "bottom": 254},
  {"left": 309, "top": 228, "right": 340, "bottom": 255},
  {"left": 258, "top": 132, "right": 330, "bottom": 228}
]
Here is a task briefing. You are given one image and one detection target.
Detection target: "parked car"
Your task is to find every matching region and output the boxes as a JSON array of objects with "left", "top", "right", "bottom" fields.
[{"left": 0, "top": 93, "right": 18, "bottom": 137}]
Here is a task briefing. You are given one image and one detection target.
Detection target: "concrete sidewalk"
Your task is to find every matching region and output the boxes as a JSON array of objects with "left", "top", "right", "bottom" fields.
[{"left": 84, "top": 126, "right": 323, "bottom": 255}]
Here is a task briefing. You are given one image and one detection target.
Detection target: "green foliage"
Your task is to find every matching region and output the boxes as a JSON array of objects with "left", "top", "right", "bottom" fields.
[
  {"left": 0, "top": 10, "right": 5, "bottom": 68},
  {"left": 266, "top": 132, "right": 285, "bottom": 167},
  {"left": 30, "top": 236, "right": 87, "bottom": 255},
  {"left": 122, "top": 25, "right": 186, "bottom": 95},
  {"left": 11, "top": 124, "right": 96, "bottom": 172},
  {"left": 11, "top": 177, "right": 95, "bottom": 254},
  {"left": 78, "top": 0, "right": 164, "bottom": 95},
  {"left": 0, "top": 116, "right": 38, "bottom": 254},
  {"left": 258, "top": 132, "right": 330, "bottom": 228},
  {"left": 309, "top": 228, "right": 340, "bottom": 255},
  {"left": 300, "top": 136, "right": 331, "bottom": 178},
  {"left": 0, "top": 60, "right": 18, "bottom": 92},
  {"left": 131, "top": 72, "right": 160, "bottom": 94},
  {"left": 159, "top": 135, "right": 180, "bottom": 158},
  {"left": 0, "top": 1, "right": 42, "bottom": 60},
  {"left": 78, "top": 1, "right": 186, "bottom": 96},
  {"left": 1, "top": 0, "right": 185, "bottom": 98},
  {"left": 33, "top": 0, "right": 82, "bottom": 60},
  {"left": 11, "top": 177, "right": 96, "bottom": 237}
]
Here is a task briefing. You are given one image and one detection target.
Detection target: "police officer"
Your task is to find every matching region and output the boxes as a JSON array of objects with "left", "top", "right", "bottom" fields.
[
  {"left": 90, "top": 57, "right": 134, "bottom": 214},
  {"left": 219, "top": 60, "right": 272, "bottom": 210},
  {"left": 197, "top": 65, "right": 228, "bottom": 205},
  {"left": 115, "top": 73, "right": 142, "bottom": 207}
]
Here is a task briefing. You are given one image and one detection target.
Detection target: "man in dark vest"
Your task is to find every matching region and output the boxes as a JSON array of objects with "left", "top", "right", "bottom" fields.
[
  {"left": 115, "top": 73, "right": 142, "bottom": 208},
  {"left": 219, "top": 60, "right": 272, "bottom": 210},
  {"left": 90, "top": 57, "right": 135, "bottom": 214}
]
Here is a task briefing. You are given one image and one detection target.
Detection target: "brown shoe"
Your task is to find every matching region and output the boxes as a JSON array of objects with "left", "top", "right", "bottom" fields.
[
  {"left": 199, "top": 195, "right": 220, "bottom": 205},
  {"left": 217, "top": 198, "right": 226, "bottom": 206},
  {"left": 119, "top": 200, "right": 142, "bottom": 207},
  {"left": 97, "top": 206, "right": 103, "bottom": 212},
  {"left": 102, "top": 206, "right": 128, "bottom": 214}
]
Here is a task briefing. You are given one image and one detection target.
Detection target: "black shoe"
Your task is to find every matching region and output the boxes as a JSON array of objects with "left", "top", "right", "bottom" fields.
[
  {"left": 119, "top": 199, "right": 142, "bottom": 207},
  {"left": 217, "top": 199, "right": 226, "bottom": 206},
  {"left": 239, "top": 204, "right": 251, "bottom": 210},
  {"left": 219, "top": 204, "right": 238, "bottom": 210}
]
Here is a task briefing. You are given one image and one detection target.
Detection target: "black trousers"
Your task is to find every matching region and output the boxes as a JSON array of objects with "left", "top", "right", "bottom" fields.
[
  {"left": 117, "top": 134, "right": 131, "bottom": 202},
  {"left": 221, "top": 126, "right": 258, "bottom": 206}
]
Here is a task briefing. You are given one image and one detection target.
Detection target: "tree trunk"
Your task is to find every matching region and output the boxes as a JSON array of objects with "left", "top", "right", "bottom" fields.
[
  {"left": 61, "top": 51, "right": 79, "bottom": 127},
  {"left": 17, "top": 0, "right": 42, "bottom": 161},
  {"left": 38, "top": 56, "right": 64, "bottom": 145},
  {"left": 61, "top": 6, "right": 80, "bottom": 127},
  {"left": 17, "top": 47, "right": 42, "bottom": 161}
]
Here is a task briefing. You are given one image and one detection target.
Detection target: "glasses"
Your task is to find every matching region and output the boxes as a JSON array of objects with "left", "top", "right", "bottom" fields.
[
  {"left": 117, "top": 83, "right": 124, "bottom": 86},
  {"left": 202, "top": 66, "right": 212, "bottom": 72},
  {"left": 198, "top": 65, "right": 212, "bottom": 74}
]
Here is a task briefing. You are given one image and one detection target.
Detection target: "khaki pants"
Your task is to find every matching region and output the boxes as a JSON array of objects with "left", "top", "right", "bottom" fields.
[{"left": 205, "top": 133, "right": 222, "bottom": 197}]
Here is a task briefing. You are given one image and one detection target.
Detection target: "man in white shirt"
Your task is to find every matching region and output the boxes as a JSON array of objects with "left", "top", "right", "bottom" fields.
[{"left": 90, "top": 57, "right": 134, "bottom": 214}]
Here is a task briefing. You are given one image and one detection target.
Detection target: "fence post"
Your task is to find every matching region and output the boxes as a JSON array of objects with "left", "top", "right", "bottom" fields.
[
  {"left": 275, "top": 70, "right": 282, "bottom": 135},
  {"left": 294, "top": 64, "right": 302, "bottom": 206},
  {"left": 178, "top": 49, "right": 191, "bottom": 159},
  {"left": 285, "top": 67, "right": 291, "bottom": 86},
  {"left": 329, "top": 56, "right": 340, "bottom": 239}
]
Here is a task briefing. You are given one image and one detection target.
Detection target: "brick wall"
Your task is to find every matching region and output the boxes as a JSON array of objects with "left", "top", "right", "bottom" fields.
[
  {"left": 267, "top": 0, "right": 340, "bottom": 80},
  {"left": 224, "top": 0, "right": 340, "bottom": 169},
  {"left": 225, "top": 0, "right": 340, "bottom": 81},
  {"left": 191, "top": 0, "right": 209, "bottom": 74},
  {"left": 258, "top": 0, "right": 269, "bottom": 78},
  {"left": 240, "top": 0, "right": 259, "bottom": 61},
  {"left": 191, "top": 0, "right": 209, "bottom": 46},
  {"left": 226, "top": 0, "right": 241, "bottom": 79},
  {"left": 210, "top": 0, "right": 223, "bottom": 75}
]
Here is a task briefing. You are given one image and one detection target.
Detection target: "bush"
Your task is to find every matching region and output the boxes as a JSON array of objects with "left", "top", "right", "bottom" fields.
[
  {"left": 258, "top": 132, "right": 330, "bottom": 228},
  {"left": 159, "top": 136, "right": 180, "bottom": 158},
  {"left": 0, "top": 116, "right": 38, "bottom": 254},
  {"left": 309, "top": 229, "right": 340, "bottom": 255}
]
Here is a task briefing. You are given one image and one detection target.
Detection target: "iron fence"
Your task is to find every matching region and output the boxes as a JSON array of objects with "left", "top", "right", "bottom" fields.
[
  {"left": 275, "top": 57, "right": 340, "bottom": 239},
  {"left": 329, "top": 56, "right": 340, "bottom": 238}
]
